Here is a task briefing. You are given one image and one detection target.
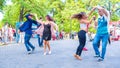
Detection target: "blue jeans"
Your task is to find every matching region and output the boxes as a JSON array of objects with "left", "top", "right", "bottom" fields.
[
  {"left": 24, "top": 33, "right": 35, "bottom": 51},
  {"left": 38, "top": 35, "right": 43, "bottom": 47},
  {"left": 93, "top": 33, "right": 109, "bottom": 59},
  {"left": 16, "top": 33, "right": 20, "bottom": 43}
]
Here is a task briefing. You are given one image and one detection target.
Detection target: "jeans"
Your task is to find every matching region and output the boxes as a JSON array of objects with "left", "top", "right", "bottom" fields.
[
  {"left": 76, "top": 30, "right": 86, "bottom": 56},
  {"left": 93, "top": 33, "right": 109, "bottom": 59},
  {"left": 24, "top": 33, "right": 35, "bottom": 51},
  {"left": 97, "top": 35, "right": 110, "bottom": 48},
  {"left": 38, "top": 35, "right": 43, "bottom": 47},
  {"left": 16, "top": 33, "right": 20, "bottom": 43}
]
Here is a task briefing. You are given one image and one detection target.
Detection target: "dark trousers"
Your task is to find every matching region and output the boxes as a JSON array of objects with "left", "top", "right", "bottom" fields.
[{"left": 76, "top": 30, "right": 86, "bottom": 56}]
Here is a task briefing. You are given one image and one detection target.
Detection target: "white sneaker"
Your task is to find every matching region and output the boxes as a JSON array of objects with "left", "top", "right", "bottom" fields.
[
  {"left": 48, "top": 51, "right": 51, "bottom": 55},
  {"left": 31, "top": 47, "right": 35, "bottom": 53},
  {"left": 27, "top": 51, "right": 31, "bottom": 54},
  {"left": 44, "top": 52, "right": 47, "bottom": 55}
]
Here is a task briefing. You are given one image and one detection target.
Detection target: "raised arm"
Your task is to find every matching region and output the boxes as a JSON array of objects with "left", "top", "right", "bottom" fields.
[
  {"left": 88, "top": 7, "right": 96, "bottom": 17},
  {"left": 94, "top": 20, "right": 98, "bottom": 27},
  {"left": 81, "top": 17, "right": 93, "bottom": 24},
  {"left": 101, "top": 8, "right": 108, "bottom": 17},
  {"left": 34, "top": 13, "right": 39, "bottom": 22}
]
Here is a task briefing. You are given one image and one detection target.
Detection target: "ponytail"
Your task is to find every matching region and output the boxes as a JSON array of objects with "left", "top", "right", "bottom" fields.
[{"left": 71, "top": 12, "right": 86, "bottom": 20}]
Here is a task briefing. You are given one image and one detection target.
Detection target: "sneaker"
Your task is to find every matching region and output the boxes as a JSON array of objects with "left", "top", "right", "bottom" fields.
[
  {"left": 74, "top": 54, "right": 82, "bottom": 60},
  {"left": 82, "top": 48, "right": 88, "bottom": 51},
  {"left": 32, "top": 47, "right": 35, "bottom": 53},
  {"left": 27, "top": 51, "right": 32, "bottom": 54},
  {"left": 94, "top": 55, "right": 100, "bottom": 58},
  {"left": 48, "top": 51, "right": 51, "bottom": 55},
  {"left": 98, "top": 58, "right": 103, "bottom": 62},
  {"left": 44, "top": 52, "right": 47, "bottom": 55}
]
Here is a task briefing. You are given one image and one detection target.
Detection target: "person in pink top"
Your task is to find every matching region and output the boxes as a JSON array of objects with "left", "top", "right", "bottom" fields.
[{"left": 8, "top": 25, "right": 13, "bottom": 43}]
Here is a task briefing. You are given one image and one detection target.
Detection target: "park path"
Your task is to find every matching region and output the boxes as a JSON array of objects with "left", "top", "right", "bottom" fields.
[{"left": 0, "top": 39, "right": 120, "bottom": 68}]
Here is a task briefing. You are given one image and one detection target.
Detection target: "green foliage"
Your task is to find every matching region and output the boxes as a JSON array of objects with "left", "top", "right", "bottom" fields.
[
  {"left": 111, "top": 14, "right": 120, "bottom": 21},
  {"left": 0, "top": 0, "right": 5, "bottom": 10}
]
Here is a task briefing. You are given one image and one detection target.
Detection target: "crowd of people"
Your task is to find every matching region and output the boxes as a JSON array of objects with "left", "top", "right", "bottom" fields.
[
  {"left": 0, "top": 22, "right": 65, "bottom": 45},
  {"left": 0, "top": 23, "right": 16, "bottom": 44}
]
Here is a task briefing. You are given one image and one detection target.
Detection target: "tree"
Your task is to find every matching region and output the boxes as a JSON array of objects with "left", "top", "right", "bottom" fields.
[
  {"left": 2, "top": 0, "right": 49, "bottom": 27},
  {"left": 0, "top": 0, "right": 5, "bottom": 10}
]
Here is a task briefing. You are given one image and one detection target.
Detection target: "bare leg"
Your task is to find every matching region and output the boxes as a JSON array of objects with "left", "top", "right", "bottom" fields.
[
  {"left": 46, "top": 41, "right": 51, "bottom": 54},
  {"left": 47, "top": 41, "right": 51, "bottom": 51},
  {"left": 10, "top": 37, "right": 12, "bottom": 43},
  {"left": 44, "top": 40, "right": 47, "bottom": 55}
]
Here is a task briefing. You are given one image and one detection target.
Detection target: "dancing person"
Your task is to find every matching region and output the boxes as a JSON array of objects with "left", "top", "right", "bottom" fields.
[
  {"left": 71, "top": 8, "right": 96, "bottom": 60},
  {"left": 35, "top": 14, "right": 58, "bottom": 55},
  {"left": 19, "top": 13, "right": 38, "bottom": 54},
  {"left": 93, "top": 6, "right": 110, "bottom": 62},
  {"left": 93, "top": 14, "right": 111, "bottom": 49}
]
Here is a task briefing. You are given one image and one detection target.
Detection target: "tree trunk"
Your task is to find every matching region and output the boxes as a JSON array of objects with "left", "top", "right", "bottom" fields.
[{"left": 19, "top": 6, "right": 24, "bottom": 22}]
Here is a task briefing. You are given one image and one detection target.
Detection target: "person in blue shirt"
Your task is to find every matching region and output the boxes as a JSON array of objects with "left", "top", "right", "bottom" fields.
[
  {"left": 16, "top": 22, "right": 23, "bottom": 43},
  {"left": 93, "top": 6, "right": 110, "bottom": 62},
  {"left": 19, "top": 13, "right": 38, "bottom": 54}
]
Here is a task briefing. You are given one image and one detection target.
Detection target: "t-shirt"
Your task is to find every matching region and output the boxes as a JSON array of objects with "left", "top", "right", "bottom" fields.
[
  {"left": 97, "top": 15, "right": 109, "bottom": 34},
  {"left": 97, "top": 10, "right": 110, "bottom": 34}
]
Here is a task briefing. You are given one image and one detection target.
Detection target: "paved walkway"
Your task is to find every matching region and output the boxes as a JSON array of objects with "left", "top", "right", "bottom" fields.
[{"left": 0, "top": 39, "right": 120, "bottom": 68}]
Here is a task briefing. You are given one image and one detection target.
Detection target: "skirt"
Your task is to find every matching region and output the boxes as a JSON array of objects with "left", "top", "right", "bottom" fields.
[{"left": 43, "top": 34, "right": 51, "bottom": 41}]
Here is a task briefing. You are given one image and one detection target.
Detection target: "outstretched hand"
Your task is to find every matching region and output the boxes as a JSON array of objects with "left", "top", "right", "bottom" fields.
[{"left": 92, "top": 6, "right": 97, "bottom": 10}]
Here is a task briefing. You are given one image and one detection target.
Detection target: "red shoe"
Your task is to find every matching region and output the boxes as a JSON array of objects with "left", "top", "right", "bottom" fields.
[{"left": 82, "top": 48, "right": 88, "bottom": 51}]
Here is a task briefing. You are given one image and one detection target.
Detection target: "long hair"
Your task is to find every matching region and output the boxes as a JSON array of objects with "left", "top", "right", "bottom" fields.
[
  {"left": 46, "top": 15, "right": 54, "bottom": 21},
  {"left": 71, "top": 12, "right": 86, "bottom": 20}
]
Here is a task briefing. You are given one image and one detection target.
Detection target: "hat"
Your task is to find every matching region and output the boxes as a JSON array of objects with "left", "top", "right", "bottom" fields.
[
  {"left": 28, "top": 14, "right": 33, "bottom": 16},
  {"left": 26, "top": 13, "right": 33, "bottom": 17}
]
